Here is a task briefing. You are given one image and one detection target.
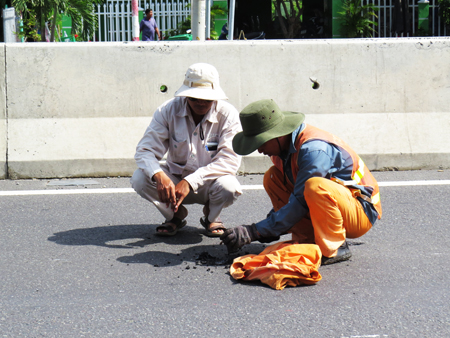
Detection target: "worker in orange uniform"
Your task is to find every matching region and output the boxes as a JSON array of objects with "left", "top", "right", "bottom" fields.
[{"left": 220, "top": 99, "right": 382, "bottom": 265}]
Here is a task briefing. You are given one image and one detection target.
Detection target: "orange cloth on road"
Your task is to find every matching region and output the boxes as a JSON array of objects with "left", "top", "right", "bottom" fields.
[{"left": 230, "top": 241, "right": 322, "bottom": 290}]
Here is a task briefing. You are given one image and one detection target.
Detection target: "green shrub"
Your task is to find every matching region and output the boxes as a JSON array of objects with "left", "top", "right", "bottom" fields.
[
  {"left": 438, "top": 0, "right": 450, "bottom": 26},
  {"left": 338, "top": 0, "right": 378, "bottom": 38}
]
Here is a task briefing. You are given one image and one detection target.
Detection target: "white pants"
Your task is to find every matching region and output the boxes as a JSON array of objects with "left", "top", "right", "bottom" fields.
[{"left": 130, "top": 166, "right": 242, "bottom": 223}]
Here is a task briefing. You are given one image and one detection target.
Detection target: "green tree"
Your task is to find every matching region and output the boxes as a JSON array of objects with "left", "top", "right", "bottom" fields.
[
  {"left": 19, "top": 8, "right": 41, "bottom": 41},
  {"left": 438, "top": 0, "right": 450, "bottom": 26},
  {"left": 209, "top": 4, "right": 227, "bottom": 39},
  {"left": 338, "top": 0, "right": 378, "bottom": 38},
  {"left": 273, "top": 0, "right": 303, "bottom": 38},
  {"left": 12, "top": 0, "right": 103, "bottom": 42}
]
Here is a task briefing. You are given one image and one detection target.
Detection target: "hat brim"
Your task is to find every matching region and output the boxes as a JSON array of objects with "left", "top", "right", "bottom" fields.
[
  {"left": 233, "top": 111, "right": 305, "bottom": 155},
  {"left": 174, "top": 84, "right": 228, "bottom": 101}
]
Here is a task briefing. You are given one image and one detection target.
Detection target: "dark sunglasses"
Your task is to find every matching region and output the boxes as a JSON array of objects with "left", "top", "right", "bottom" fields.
[{"left": 187, "top": 97, "right": 212, "bottom": 102}]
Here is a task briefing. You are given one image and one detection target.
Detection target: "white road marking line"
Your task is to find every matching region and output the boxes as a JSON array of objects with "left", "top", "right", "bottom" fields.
[
  {"left": 378, "top": 180, "right": 450, "bottom": 186},
  {"left": 0, "top": 188, "right": 135, "bottom": 196},
  {"left": 341, "top": 335, "right": 388, "bottom": 338},
  {"left": 0, "top": 185, "right": 264, "bottom": 196},
  {"left": 0, "top": 180, "right": 449, "bottom": 196}
]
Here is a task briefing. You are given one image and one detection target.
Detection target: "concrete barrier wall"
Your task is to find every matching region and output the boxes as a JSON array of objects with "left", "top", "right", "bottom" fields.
[
  {"left": 2, "top": 38, "right": 450, "bottom": 179},
  {"left": 0, "top": 46, "right": 6, "bottom": 179}
]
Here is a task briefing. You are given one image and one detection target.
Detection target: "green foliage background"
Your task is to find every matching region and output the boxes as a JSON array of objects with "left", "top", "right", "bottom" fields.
[
  {"left": 11, "top": 0, "right": 103, "bottom": 41},
  {"left": 438, "top": 0, "right": 450, "bottom": 26},
  {"left": 338, "top": 0, "right": 378, "bottom": 38}
]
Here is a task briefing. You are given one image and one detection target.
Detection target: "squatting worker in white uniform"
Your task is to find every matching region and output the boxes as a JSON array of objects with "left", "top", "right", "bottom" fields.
[{"left": 131, "top": 63, "right": 242, "bottom": 237}]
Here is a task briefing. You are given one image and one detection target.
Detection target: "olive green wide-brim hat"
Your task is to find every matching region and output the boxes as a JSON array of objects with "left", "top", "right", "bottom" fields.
[{"left": 233, "top": 99, "right": 305, "bottom": 156}]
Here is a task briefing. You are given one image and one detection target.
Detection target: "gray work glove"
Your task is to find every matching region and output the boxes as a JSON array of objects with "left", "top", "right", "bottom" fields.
[{"left": 220, "top": 224, "right": 260, "bottom": 254}]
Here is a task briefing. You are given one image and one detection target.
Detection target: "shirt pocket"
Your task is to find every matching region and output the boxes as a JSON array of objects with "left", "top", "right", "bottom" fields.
[
  {"left": 204, "top": 136, "right": 220, "bottom": 159},
  {"left": 169, "top": 135, "right": 189, "bottom": 165}
]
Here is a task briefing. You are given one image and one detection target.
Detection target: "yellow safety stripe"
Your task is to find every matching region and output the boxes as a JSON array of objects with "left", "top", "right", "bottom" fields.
[
  {"left": 331, "top": 156, "right": 380, "bottom": 206},
  {"left": 351, "top": 157, "right": 365, "bottom": 184},
  {"left": 371, "top": 192, "right": 380, "bottom": 205}
]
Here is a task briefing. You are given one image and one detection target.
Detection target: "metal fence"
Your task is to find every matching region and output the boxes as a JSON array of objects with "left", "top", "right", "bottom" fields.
[
  {"left": 363, "top": 0, "right": 448, "bottom": 37},
  {"left": 96, "top": 0, "right": 190, "bottom": 42}
]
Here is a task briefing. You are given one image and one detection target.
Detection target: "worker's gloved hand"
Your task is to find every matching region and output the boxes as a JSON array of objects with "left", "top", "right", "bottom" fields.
[{"left": 220, "top": 224, "right": 260, "bottom": 254}]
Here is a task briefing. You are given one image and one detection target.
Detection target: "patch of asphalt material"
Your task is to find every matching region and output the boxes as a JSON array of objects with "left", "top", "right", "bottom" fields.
[
  {"left": 190, "top": 240, "right": 364, "bottom": 271},
  {"left": 191, "top": 241, "right": 363, "bottom": 269},
  {"left": 168, "top": 251, "right": 255, "bottom": 278},
  {"left": 195, "top": 251, "right": 239, "bottom": 266},
  {"left": 150, "top": 253, "right": 234, "bottom": 276}
]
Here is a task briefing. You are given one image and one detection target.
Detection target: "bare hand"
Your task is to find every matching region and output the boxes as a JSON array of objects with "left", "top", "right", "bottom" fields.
[
  {"left": 173, "top": 180, "right": 191, "bottom": 212},
  {"left": 153, "top": 172, "right": 177, "bottom": 209}
]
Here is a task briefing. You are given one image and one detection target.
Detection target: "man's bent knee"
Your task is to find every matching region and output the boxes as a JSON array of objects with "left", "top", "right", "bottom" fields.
[
  {"left": 131, "top": 169, "right": 148, "bottom": 195},
  {"left": 304, "top": 177, "right": 326, "bottom": 200},
  {"left": 263, "top": 166, "right": 283, "bottom": 191},
  {"left": 211, "top": 175, "right": 242, "bottom": 205}
]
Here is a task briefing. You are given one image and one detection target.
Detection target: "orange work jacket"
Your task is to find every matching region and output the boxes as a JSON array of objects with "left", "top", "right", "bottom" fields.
[{"left": 272, "top": 124, "right": 382, "bottom": 219}]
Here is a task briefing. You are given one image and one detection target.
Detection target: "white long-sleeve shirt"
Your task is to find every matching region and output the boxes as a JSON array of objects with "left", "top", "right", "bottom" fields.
[{"left": 135, "top": 97, "right": 242, "bottom": 192}]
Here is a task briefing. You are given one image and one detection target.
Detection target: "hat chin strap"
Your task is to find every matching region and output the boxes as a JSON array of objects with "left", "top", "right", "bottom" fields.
[
  {"left": 276, "top": 137, "right": 282, "bottom": 154},
  {"left": 276, "top": 137, "right": 288, "bottom": 185}
]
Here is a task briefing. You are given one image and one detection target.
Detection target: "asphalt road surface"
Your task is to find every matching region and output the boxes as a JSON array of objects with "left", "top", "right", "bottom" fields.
[{"left": 1, "top": 170, "right": 450, "bottom": 337}]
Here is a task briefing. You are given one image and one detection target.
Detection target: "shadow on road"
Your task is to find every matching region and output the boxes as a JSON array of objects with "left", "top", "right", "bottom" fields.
[
  {"left": 116, "top": 243, "right": 268, "bottom": 267},
  {"left": 47, "top": 223, "right": 205, "bottom": 248},
  {"left": 48, "top": 223, "right": 268, "bottom": 267}
]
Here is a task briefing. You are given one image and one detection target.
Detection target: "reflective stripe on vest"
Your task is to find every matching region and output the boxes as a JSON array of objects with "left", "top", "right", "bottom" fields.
[
  {"left": 352, "top": 158, "right": 365, "bottom": 184},
  {"left": 331, "top": 174, "right": 381, "bottom": 206},
  {"left": 333, "top": 157, "right": 365, "bottom": 186},
  {"left": 371, "top": 192, "right": 380, "bottom": 205}
]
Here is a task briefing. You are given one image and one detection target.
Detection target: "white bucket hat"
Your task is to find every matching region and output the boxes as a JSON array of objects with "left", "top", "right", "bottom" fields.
[{"left": 174, "top": 63, "right": 228, "bottom": 101}]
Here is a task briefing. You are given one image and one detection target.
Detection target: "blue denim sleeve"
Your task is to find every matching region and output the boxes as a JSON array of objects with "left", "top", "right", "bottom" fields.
[{"left": 255, "top": 141, "right": 340, "bottom": 238}]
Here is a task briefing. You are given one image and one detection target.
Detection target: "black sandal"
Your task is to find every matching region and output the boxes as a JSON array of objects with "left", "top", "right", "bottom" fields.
[
  {"left": 200, "top": 216, "right": 226, "bottom": 237},
  {"left": 156, "top": 217, "right": 187, "bottom": 236}
]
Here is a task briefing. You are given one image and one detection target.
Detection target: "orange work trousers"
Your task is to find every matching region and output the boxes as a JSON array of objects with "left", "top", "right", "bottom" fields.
[{"left": 263, "top": 166, "right": 373, "bottom": 258}]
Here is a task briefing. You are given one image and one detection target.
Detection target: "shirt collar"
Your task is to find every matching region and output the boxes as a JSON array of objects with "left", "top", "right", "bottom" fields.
[
  {"left": 289, "top": 123, "right": 305, "bottom": 153},
  {"left": 203, "top": 101, "right": 218, "bottom": 123}
]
